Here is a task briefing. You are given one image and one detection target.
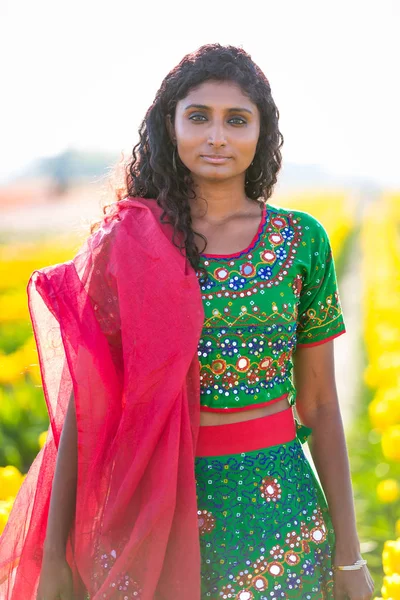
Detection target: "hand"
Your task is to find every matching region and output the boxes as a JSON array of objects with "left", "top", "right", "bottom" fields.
[
  {"left": 36, "top": 555, "right": 74, "bottom": 600},
  {"left": 333, "top": 561, "right": 375, "bottom": 600}
]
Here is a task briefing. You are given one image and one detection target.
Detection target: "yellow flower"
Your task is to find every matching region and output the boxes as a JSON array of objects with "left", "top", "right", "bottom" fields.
[
  {"left": 0, "top": 497, "right": 15, "bottom": 512},
  {"left": 382, "top": 426, "right": 400, "bottom": 461},
  {"left": 0, "top": 466, "right": 23, "bottom": 501},
  {"left": 381, "top": 573, "right": 400, "bottom": 598},
  {"left": 0, "top": 352, "right": 24, "bottom": 385},
  {"left": 368, "top": 398, "right": 391, "bottom": 432},
  {"left": 369, "top": 388, "right": 400, "bottom": 432},
  {"left": 38, "top": 431, "right": 48, "bottom": 449},
  {"left": 382, "top": 539, "right": 400, "bottom": 576},
  {"left": 377, "top": 479, "right": 400, "bottom": 503},
  {"left": 364, "top": 355, "right": 400, "bottom": 390},
  {"left": 0, "top": 507, "right": 9, "bottom": 535}
]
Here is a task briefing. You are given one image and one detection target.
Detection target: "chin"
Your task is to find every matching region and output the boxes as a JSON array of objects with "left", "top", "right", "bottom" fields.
[{"left": 195, "top": 168, "right": 235, "bottom": 181}]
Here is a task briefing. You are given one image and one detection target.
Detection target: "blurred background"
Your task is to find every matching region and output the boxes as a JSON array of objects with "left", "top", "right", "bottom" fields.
[{"left": 0, "top": 1, "right": 399, "bottom": 596}]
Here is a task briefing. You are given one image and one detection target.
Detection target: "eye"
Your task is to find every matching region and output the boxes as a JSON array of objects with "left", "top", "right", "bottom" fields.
[
  {"left": 189, "top": 114, "right": 207, "bottom": 122},
  {"left": 229, "top": 117, "right": 247, "bottom": 125}
]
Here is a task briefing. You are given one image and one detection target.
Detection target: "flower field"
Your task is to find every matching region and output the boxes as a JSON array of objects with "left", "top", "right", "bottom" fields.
[
  {"left": 273, "top": 190, "right": 356, "bottom": 251},
  {"left": 0, "top": 236, "right": 79, "bottom": 534},
  {"left": 349, "top": 192, "right": 400, "bottom": 598}
]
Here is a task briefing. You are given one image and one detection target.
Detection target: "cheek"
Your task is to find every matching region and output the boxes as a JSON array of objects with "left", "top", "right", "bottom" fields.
[
  {"left": 239, "top": 124, "right": 260, "bottom": 148},
  {"left": 235, "top": 131, "right": 260, "bottom": 161},
  {"left": 175, "top": 121, "right": 200, "bottom": 147},
  {"left": 175, "top": 128, "right": 203, "bottom": 168}
]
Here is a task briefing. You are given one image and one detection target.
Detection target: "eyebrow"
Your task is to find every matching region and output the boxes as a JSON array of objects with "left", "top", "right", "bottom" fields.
[{"left": 184, "top": 103, "right": 253, "bottom": 115}]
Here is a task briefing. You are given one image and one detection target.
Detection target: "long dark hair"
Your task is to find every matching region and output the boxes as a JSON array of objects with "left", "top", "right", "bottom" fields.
[{"left": 92, "top": 43, "right": 284, "bottom": 276}]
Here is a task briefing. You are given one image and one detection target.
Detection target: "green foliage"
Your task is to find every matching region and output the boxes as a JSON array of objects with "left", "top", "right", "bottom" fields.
[
  {"left": 0, "top": 379, "right": 49, "bottom": 472},
  {"left": 0, "top": 321, "right": 33, "bottom": 355}
]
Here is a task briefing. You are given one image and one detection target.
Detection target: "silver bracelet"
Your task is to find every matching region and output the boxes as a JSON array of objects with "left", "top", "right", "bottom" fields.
[{"left": 333, "top": 558, "right": 367, "bottom": 571}]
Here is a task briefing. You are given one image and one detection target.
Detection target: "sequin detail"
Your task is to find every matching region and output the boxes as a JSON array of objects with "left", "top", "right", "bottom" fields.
[
  {"left": 84, "top": 537, "right": 143, "bottom": 599},
  {"left": 195, "top": 436, "right": 335, "bottom": 598},
  {"left": 196, "top": 204, "right": 346, "bottom": 411}
]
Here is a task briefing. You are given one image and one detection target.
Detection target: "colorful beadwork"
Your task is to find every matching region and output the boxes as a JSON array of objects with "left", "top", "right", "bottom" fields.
[
  {"left": 196, "top": 203, "right": 346, "bottom": 412},
  {"left": 195, "top": 434, "right": 336, "bottom": 599}
]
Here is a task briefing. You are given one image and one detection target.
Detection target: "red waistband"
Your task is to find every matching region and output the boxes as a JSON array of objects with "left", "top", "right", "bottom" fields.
[{"left": 195, "top": 406, "right": 296, "bottom": 457}]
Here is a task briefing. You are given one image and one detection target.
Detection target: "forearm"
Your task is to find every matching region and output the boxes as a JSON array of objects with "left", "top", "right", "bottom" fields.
[
  {"left": 306, "top": 402, "right": 361, "bottom": 561},
  {"left": 43, "top": 390, "right": 78, "bottom": 559}
]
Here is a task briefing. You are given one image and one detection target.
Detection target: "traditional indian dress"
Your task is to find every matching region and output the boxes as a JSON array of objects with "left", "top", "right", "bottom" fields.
[
  {"left": 193, "top": 201, "right": 346, "bottom": 599},
  {"left": 0, "top": 197, "right": 346, "bottom": 600}
]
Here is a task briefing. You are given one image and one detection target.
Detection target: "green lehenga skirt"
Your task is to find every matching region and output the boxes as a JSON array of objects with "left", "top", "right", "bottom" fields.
[{"left": 194, "top": 407, "right": 335, "bottom": 599}]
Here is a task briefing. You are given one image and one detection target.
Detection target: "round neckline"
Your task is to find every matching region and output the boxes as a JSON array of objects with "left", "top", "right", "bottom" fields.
[{"left": 200, "top": 202, "right": 268, "bottom": 259}]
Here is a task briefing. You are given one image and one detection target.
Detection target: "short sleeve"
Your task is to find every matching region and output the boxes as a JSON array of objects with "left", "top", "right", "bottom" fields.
[{"left": 295, "top": 218, "right": 346, "bottom": 347}]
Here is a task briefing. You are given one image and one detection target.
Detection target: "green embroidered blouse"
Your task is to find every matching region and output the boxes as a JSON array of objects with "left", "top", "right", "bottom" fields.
[{"left": 195, "top": 202, "right": 346, "bottom": 412}]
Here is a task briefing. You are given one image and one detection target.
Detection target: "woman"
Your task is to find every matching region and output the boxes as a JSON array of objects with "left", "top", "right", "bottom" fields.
[{"left": 0, "top": 44, "right": 374, "bottom": 600}]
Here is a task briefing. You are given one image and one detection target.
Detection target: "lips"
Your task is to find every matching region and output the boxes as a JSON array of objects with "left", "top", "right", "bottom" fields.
[
  {"left": 201, "top": 154, "right": 231, "bottom": 159},
  {"left": 201, "top": 155, "right": 231, "bottom": 164}
]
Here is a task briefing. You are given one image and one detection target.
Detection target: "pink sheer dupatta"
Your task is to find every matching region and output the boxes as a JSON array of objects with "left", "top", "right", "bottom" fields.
[{"left": 0, "top": 197, "right": 204, "bottom": 599}]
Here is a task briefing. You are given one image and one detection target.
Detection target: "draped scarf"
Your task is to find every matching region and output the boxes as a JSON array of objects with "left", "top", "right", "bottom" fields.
[{"left": 0, "top": 197, "right": 204, "bottom": 599}]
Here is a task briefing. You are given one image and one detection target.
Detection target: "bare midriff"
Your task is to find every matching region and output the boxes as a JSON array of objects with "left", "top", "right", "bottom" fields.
[{"left": 199, "top": 396, "right": 291, "bottom": 426}]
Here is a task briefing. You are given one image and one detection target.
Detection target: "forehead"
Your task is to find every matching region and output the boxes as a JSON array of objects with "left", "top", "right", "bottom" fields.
[{"left": 177, "top": 80, "right": 255, "bottom": 110}]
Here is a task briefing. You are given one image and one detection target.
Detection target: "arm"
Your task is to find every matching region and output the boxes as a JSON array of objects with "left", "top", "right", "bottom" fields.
[
  {"left": 292, "top": 340, "right": 360, "bottom": 563},
  {"left": 43, "top": 389, "right": 78, "bottom": 559}
]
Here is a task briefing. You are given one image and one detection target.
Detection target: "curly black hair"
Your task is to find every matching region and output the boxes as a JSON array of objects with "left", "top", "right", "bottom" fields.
[{"left": 92, "top": 43, "right": 284, "bottom": 278}]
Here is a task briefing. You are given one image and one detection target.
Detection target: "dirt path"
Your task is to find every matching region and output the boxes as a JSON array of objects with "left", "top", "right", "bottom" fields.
[{"left": 334, "top": 229, "right": 363, "bottom": 433}]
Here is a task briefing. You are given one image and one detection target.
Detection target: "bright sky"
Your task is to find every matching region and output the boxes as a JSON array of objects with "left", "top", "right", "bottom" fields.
[{"left": 1, "top": 0, "right": 399, "bottom": 187}]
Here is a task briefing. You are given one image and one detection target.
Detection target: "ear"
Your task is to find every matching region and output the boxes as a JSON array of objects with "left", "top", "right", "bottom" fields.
[{"left": 165, "top": 114, "right": 176, "bottom": 144}]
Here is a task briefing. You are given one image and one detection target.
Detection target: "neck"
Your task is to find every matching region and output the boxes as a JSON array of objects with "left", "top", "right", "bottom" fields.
[{"left": 189, "top": 175, "right": 256, "bottom": 222}]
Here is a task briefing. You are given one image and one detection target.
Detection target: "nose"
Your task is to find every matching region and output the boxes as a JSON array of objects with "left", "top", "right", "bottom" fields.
[{"left": 208, "top": 121, "right": 227, "bottom": 147}]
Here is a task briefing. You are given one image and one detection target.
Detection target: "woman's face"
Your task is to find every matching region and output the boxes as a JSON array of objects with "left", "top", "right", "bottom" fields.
[{"left": 168, "top": 80, "right": 261, "bottom": 183}]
